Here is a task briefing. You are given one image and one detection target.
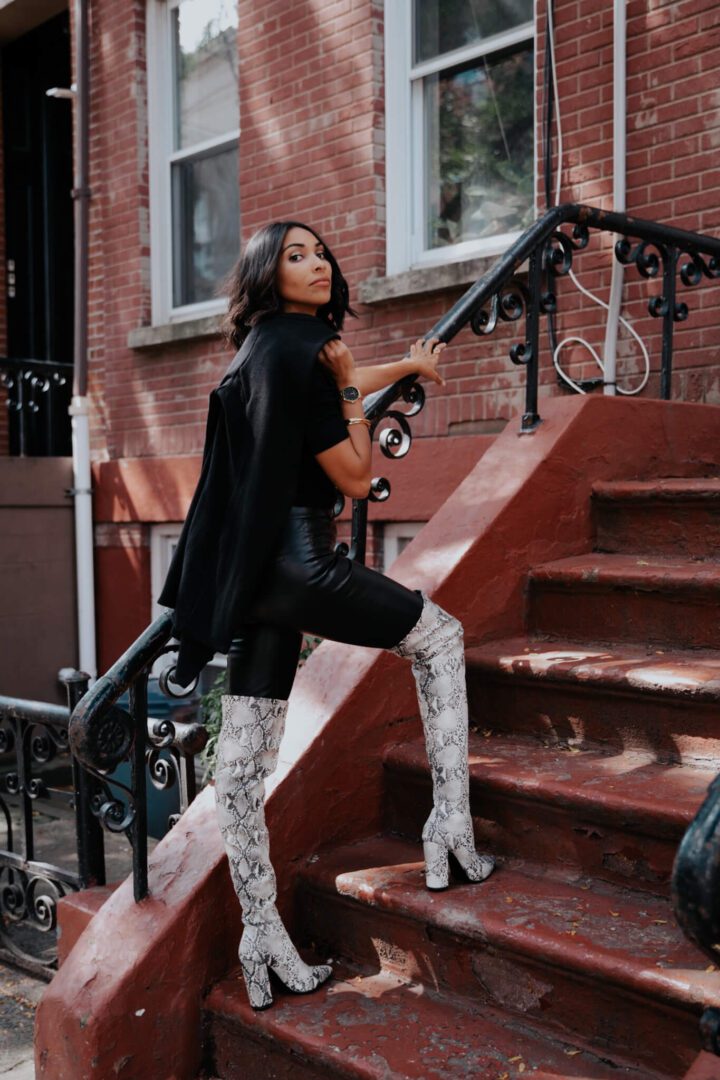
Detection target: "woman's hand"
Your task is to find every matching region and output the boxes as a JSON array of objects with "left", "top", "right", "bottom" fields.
[
  {"left": 318, "top": 338, "right": 357, "bottom": 386},
  {"left": 408, "top": 337, "right": 447, "bottom": 386}
]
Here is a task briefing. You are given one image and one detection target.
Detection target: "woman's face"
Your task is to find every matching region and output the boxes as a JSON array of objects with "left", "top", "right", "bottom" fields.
[{"left": 276, "top": 226, "right": 332, "bottom": 315}]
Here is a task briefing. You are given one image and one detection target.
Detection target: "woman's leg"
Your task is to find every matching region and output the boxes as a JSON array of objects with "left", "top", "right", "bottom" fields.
[
  {"left": 390, "top": 595, "right": 495, "bottom": 889},
  {"left": 214, "top": 622, "right": 331, "bottom": 1008},
  {"left": 251, "top": 509, "right": 495, "bottom": 891}
]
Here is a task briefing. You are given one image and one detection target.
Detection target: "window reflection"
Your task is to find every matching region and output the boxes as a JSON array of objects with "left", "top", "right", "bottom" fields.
[{"left": 424, "top": 46, "right": 534, "bottom": 249}]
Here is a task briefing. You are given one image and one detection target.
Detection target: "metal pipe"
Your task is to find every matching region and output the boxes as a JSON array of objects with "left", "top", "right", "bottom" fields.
[
  {"left": 70, "top": 0, "right": 97, "bottom": 679},
  {"left": 602, "top": 0, "right": 627, "bottom": 395}
]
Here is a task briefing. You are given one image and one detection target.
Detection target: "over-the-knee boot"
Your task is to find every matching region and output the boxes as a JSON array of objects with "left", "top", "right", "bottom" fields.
[
  {"left": 391, "top": 593, "right": 495, "bottom": 890},
  {"left": 214, "top": 694, "right": 332, "bottom": 1009}
]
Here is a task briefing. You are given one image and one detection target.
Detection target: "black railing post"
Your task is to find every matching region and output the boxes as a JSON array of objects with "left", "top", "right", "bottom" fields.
[
  {"left": 350, "top": 496, "right": 368, "bottom": 565},
  {"left": 63, "top": 670, "right": 106, "bottom": 889},
  {"left": 521, "top": 247, "right": 543, "bottom": 432},
  {"left": 129, "top": 675, "right": 149, "bottom": 901},
  {"left": 661, "top": 246, "right": 679, "bottom": 400}
]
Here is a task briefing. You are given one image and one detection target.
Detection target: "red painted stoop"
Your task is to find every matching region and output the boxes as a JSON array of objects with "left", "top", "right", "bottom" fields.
[{"left": 35, "top": 396, "right": 720, "bottom": 1080}]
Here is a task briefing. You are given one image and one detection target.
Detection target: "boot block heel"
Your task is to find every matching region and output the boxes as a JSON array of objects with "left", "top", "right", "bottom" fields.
[
  {"left": 423, "top": 839, "right": 450, "bottom": 890},
  {"left": 240, "top": 956, "right": 273, "bottom": 1010}
]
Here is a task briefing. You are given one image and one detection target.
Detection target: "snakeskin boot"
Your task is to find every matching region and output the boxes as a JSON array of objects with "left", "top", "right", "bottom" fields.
[
  {"left": 391, "top": 593, "right": 496, "bottom": 890},
  {"left": 214, "top": 694, "right": 332, "bottom": 1009}
]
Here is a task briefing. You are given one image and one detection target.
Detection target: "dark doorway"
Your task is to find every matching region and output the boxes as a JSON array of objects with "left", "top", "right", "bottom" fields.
[{"left": 2, "top": 11, "right": 73, "bottom": 455}]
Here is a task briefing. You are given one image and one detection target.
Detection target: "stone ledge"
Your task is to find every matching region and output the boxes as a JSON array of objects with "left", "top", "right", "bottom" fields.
[
  {"left": 357, "top": 256, "right": 497, "bottom": 304},
  {"left": 127, "top": 313, "right": 222, "bottom": 350}
]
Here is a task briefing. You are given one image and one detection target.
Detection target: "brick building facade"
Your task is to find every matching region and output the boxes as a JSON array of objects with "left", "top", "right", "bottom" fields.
[{"left": 2, "top": 0, "right": 720, "bottom": 677}]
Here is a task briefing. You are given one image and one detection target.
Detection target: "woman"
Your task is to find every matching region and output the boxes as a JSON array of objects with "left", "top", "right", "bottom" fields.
[{"left": 159, "top": 221, "right": 495, "bottom": 1011}]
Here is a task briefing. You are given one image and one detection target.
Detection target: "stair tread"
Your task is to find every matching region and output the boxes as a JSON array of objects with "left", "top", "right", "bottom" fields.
[
  {"left": 206, "top": 963, "right": 654, "bottom": 1079},
  {"left": 385, "top": 732, "right": 713, "bottom": 831},
  {"left": 467, "top": 635, "right": 720, "bottom": 701},
  {"left": 593, "top": 478, "right": 720, "bottom": 501},
  {"left": 468, "top": 635, "right": 720, "bottom": 704},
  {"left": 530, "top": 553, "right": 720, "bottom": 587},
  {"left": 300, "top": 836, "right": 720, "bottom": 1013}
]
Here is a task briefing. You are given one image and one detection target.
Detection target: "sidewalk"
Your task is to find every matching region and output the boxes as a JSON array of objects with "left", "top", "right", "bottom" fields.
[{"left": 0, "top": 965, "right": 43, "bottom": 1079}]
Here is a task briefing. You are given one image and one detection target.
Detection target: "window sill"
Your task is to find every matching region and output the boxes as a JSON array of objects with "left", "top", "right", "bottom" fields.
[
  {"left": 127, "top": 313, "right": 223, "bottom": 350},
  {"left": 357, "top": 255, "right": 501, "bottom": 305}
]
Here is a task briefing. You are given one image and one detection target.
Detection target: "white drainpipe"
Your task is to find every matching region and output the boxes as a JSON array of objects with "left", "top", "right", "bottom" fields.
[
  {"left": 602, "top": 0, "right": 627, "bottom": 395},
  {"left": 69, "top": 398, "right": 96, "bottom": 679},
  {"left": 71, "top": 0, "right": 97, "bottom": 680}
]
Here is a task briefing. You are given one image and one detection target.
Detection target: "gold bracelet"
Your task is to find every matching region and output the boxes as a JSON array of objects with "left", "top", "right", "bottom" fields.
[{"left": 345, "top": 417, "right": 372, "bottom": 428}]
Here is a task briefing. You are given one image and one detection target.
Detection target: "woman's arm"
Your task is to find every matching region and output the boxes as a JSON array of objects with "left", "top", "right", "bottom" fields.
[
  {"left": 352, "top": 338, "right": 447, "bottom": 397},
  {"left": 314, "top": 340, "right": 372, "bottom": 500},
  {"left": 314, "top": 337, "right": 448, "bottom": 499}
]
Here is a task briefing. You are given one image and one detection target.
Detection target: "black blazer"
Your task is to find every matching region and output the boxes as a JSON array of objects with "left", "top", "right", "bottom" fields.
[{"left": 159, "top": 313, "right": 340, "bottom": 684}]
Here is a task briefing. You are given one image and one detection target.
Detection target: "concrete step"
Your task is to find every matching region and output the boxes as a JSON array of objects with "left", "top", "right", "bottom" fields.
[
  {"left": 383, "top": 732, "right": 712, "bottom": 896},
  {"left": 298, "top": 836, "right": 720, "bottom": 1078},
  {"left": 466, "top": 636, "right": 720, "bottom": 764},
  {"left": 205, "top": 959, "right": 659, "bottom": 1080},
  {"left": 593, "top": 478, "right": 720, "bottom": 558},
  {"left": 528, "top": 554, "right": 720, "bottom": 648}
]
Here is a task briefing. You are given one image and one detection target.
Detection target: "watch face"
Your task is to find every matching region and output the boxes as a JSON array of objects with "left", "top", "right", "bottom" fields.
[{"left": 341, "top": 386, "right": 360, "bottom": 402}]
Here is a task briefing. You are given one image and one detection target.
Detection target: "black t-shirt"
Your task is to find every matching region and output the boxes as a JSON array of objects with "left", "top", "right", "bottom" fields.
[{"left": 293, "top": 362, "right": 349, "bottom": 507}]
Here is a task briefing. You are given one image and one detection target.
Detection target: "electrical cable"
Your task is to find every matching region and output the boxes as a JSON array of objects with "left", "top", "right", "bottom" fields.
[{"left": 544, "top": 1, "right": 649, "bottom": 396}]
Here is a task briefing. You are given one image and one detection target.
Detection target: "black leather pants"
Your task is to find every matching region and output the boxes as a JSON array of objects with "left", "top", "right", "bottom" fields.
[{"left": 227, "top": 506, "right": 423, "bottom": 699}]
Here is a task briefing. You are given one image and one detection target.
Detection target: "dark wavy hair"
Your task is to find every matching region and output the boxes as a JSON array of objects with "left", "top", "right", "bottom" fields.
[{"left": 220, "top": 221, "right": 356, "bottom": 349}]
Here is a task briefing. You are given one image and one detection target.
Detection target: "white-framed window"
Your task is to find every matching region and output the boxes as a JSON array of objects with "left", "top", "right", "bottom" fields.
[
  {"left": 150, "top": 524, "right": 184, "bottom": 677},
  {"left": 383, "top": 521, "right": 425, "bottom": 569},
  {"left": 146, "top": 0, "right": 240, "bottom": 325},
  {"left": 385, "top": 0, "right": 535, "bottom": 276}
]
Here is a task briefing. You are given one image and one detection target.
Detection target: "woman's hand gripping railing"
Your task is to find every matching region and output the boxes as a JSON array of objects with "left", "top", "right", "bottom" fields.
[{"left": 68, "top": 612, "right": 207, "bottom": 901}]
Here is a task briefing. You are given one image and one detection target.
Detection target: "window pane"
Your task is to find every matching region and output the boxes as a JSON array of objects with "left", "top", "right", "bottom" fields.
[
  {"left": 172, "top": 0, "right": 238, "bottom": 149},
  {"left": 415, "top": 0, "right": 533, "bottom": 62},
  {"left": 172, "top": 145, "right": 239, "bottom": 306},
  {"left": 423, "top": 46, "right": 534, "bottom": 250}
]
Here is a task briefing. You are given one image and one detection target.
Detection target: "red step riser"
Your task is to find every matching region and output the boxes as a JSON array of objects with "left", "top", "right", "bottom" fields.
[
  {"left": 383, "top": 770, "right": 681, "bottom": 897},
  {"left": 210, "top": 1017, "right": 332, "bottom": 1079},
  {"left": 298, "top": 885, "right": 699, "bottom": 1078},
  {"left": 594, "top": 503, "right": 720, "bottom": 558},
  {"left": 468, "top": 675, "right": 720, "bottom": 766},
  {"left": 529, "top": 585, "right": 720, "bottom": 649}
]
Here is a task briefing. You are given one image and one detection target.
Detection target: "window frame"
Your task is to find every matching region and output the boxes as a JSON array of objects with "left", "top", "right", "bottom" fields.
[
  {"left": 146, "top": 0, "right": 240, "bottom": 326},
  {"left": 383, "top": 521, "right": 425, "bottom": 570},
  {"left": 384, "top": 0, "right": 536, "bottom": 277}
]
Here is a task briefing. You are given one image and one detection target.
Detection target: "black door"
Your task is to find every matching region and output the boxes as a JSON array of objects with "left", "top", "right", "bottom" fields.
[{"left": 2, "top": 11, "right": 73, "bottom": 455}]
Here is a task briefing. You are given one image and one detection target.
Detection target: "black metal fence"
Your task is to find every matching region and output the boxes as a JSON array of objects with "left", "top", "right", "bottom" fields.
[
  {"left": 0, "top": 655, "right": 206, "bottom": 976},
  {"left": 0, "top": 357, "right": 73, "bottom": 456}
]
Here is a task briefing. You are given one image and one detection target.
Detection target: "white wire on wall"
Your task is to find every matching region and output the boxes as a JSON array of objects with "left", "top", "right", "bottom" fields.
[{"left": 546, "top": 1, "right": 650, "bottom": 396}]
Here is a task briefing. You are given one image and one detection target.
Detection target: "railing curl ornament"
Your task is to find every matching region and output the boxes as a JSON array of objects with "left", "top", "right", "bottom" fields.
[
  {"left": 615, "top": 237, "right": 664, "bottom": 279},
  {"left": 679, "top": 250, "right": 720, "bottom": 288},
  {"left": 545, "top": 223, "right": 590, "bottom": 277},
  {"left": 91, "top": 780, "right": 135, "bottom": 833}
]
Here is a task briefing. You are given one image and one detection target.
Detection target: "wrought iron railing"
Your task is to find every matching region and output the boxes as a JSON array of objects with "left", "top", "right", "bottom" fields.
[
  {"left": 67, "top": 614, "right": 206, "bottom": 903},
  {"left": 0, "top": 357, "right": 73, "bottom": 456},
  {"left": 1, "top": 653, "right": 206, "bottom": 974},
  {"left": 338, "top": 203, "right": 720, "bottom": 563},
  {"left": 0, "top": 673, "right": 99, "bottom": 976}
]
